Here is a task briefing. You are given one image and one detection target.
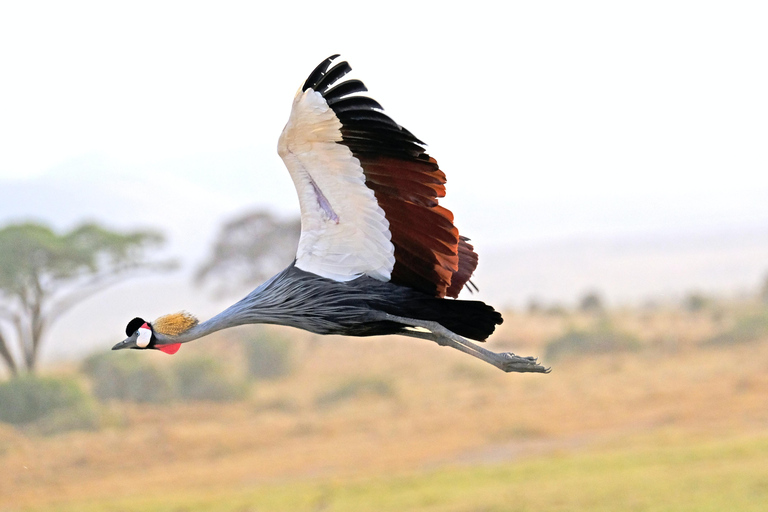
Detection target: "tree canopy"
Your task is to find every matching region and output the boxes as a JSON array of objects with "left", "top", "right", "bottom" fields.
[
  {"left": 0, "top": 222, "right": 172, "bottom": 375},
  {"left": 195, "top": 210, "right": 300, "bottom": 297}
]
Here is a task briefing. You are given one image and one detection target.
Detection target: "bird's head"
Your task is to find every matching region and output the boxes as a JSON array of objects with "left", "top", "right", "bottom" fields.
[{"left": 112, "top": 316, "right": 183, "bottom": 354}]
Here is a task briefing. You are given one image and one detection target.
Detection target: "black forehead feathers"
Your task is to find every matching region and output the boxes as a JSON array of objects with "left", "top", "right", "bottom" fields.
[{"left": 125, "top": 317, "right": 146, "bottom": 337}]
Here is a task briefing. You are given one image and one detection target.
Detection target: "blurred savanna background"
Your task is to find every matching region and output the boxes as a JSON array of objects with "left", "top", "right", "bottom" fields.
[{"left": 2, "top": 1, "right": 767, "bottom": 511}]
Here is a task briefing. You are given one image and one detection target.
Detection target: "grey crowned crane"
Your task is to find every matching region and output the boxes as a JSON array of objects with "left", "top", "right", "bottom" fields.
[{"left": 113, "top": 55, "right": 550, "bottom": 374}]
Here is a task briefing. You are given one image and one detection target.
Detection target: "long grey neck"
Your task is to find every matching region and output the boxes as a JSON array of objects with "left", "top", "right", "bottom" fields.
[
  {"left": 152, "top": 267, "right": 294, "bottom": 345},
  {"left": 154, "top": 308, "right": 242, "bottom": 344}
]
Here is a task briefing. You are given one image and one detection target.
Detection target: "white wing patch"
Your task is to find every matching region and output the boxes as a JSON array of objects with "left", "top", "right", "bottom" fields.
[{"left": 278, "top": 88, "right": 395, "bottom": 282}]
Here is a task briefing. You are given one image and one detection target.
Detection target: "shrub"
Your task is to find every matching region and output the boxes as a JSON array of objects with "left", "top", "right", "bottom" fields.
[
  {"left": 242, "top": 330, "right": 294, "bottom": 380},
  {"left": 760, "top": 274, "right": 768, "bottom": 304},
  {"left": 33, "top": 402, "right": 100, "bottom": 436},
  {"left": 84, "top": 351, "right": 250, "bottom": 403},
  {"left": 315, "top": 376, "right": 395, "bottom": 407},
  {"left": 82, "top": 351, "right": 175, "bottom": 403},
  {"left": 173, "top": 356, "right": 249, "bottom": 402},
  {"left": 545, "top": 323, "right": 642, "bottom": 361},
  {"left": 703, "top": 312, "right": 768, "bottom": 346},
  {"left": 578, "top": 291, "right": 605, "bottom": 313},
  {"left": 684, "top": 292, "right": 711, "bottom": 312},
  {"left": 0, "top": 375, "right": 98, "bottom": 434}
]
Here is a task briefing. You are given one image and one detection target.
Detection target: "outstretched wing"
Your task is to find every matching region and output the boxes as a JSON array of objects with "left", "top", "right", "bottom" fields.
[{"left": 277, "top": 55, "right": 477, "bottom": 298}]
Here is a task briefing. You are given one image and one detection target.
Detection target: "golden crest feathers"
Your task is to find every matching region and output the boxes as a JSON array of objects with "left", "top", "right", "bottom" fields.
[{"left": 153, "top": 311, "right": 199, "bottom": 336}]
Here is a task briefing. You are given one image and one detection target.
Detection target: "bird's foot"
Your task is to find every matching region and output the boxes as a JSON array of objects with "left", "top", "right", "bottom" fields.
[
  {"left": 377, "top": 313, "right": 551, "bottom": 374},
  {"left": 494, "top": 352, "right": 551, "bottom": 373}
]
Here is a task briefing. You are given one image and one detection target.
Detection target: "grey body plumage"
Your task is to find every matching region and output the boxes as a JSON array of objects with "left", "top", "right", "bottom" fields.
[
  {"left": 159, "top": 264, "right": 399, "bottom": 343},
  {"left": 128, "top": 264, "right": 549, "bottom": 373}
]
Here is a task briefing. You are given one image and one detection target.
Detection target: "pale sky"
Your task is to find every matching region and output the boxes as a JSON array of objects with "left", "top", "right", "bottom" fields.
[{"left": 2, "top": 1, "right": 767, "bottom": 245}]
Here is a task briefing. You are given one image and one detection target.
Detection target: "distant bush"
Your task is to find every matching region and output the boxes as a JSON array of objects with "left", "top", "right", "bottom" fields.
[
  {"left": 683, "top": 292, "right": 711, "bottom": 312},
  {"left": 173, "top": 357, "right": 249, "bottom": 402},
  {"left": 527, "top": 299, "right": 543, "bottom": 314},
  {"left": 545, "top": 304, "right": 569, "bottom": 316},
  {"left": 578, "top": 291, "right": 605, "bottom": 313},
  {"left": 315, "top": 376, "right": 395, "bottom": 407},
  {"left": 703, "top": 312, "right": 768, "bottom": 346},
  {"left": 545, "top": 323, "right": 642, "bottom": 361},
  {"left": 760, "top": 274, "right": 768, "bottom": 304},
  {"left": 242, "top": 331, "right": 294, "bottom": 380},
  {"left": 82, "top": 351, "right": 175, "bottom": 403},
  {"left": 0, "top": 375, "right": 98, "bottom": 434},
  {"left": 83, "top": 351, "right": 252, "bottom": 403},
  {"left": 527, "top": 299, "right": 570, "bottom": 316}
]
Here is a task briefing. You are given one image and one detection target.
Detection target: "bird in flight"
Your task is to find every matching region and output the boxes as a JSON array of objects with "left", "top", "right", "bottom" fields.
[{"left": 113, "top": 55, "right": 549, "bottom": 373}]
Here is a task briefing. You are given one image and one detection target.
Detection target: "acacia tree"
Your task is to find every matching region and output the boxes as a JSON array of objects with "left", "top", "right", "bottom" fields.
[
  {"left": 195, "top": 210, "right": 300, "bottom": 297},
  {"left": 0, "top": 222, "right": 172, "bottom": 375}
]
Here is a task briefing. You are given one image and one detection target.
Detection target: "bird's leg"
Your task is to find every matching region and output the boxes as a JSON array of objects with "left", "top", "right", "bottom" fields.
[{"left": 379, "top": 313, "right": 550, "bottom": 374}]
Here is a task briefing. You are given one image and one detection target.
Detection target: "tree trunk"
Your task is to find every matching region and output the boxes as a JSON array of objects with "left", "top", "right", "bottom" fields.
[
  {"left": 0, "top": 330, "right": 18, "bottom": 376},
  {"left": 27, "top": 310, "right": 46, "bottom": 373}
]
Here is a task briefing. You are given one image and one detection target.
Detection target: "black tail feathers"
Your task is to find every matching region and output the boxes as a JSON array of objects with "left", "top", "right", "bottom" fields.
[
  {"left": 431, "top": 298, "right": 503, "bottom": 341},
  {"left": 384, "top": 296, "right": 503, "bottom": 342}
]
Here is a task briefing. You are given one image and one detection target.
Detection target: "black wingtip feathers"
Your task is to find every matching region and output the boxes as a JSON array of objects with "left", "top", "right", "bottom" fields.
[{"left": 302, "top": 54, "right": 341, "bottom": 92}]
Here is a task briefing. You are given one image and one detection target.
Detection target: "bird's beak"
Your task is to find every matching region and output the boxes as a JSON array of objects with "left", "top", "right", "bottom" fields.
[{"left": 112, "top": 334, "right": 138, "bottom": 350}]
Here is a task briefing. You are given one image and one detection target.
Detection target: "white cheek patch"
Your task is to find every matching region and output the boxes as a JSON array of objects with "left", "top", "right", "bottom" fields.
[{"left": 136, "top": 326, "right": 152, "bottom": 348}]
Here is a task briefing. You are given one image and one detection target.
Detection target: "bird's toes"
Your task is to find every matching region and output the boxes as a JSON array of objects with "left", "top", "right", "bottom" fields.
[{"left": 499, "top": 352, "right": 551, "bottom": 374}]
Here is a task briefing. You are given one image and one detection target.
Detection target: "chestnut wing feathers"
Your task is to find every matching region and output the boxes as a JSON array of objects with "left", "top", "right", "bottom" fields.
[{"left": 294, "top": 55, "right": 478, "bottom": 298}]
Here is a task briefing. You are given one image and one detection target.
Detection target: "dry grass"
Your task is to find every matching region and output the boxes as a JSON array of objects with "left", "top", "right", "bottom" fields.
[{"left": 2, "top": 307, "right": 768, "bottom": 510}]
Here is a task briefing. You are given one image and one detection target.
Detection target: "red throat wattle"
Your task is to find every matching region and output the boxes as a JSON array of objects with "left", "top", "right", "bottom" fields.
[{"left": 157, "top": 343, "right": 181, "bottom": 355}]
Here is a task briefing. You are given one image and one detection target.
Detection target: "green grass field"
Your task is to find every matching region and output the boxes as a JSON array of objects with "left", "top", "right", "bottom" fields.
[{"left": 21, "top": 433, "right": 768, "bottom": 512}]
